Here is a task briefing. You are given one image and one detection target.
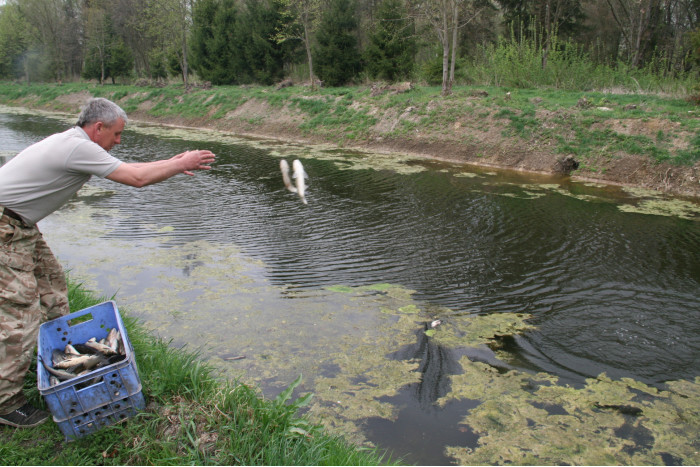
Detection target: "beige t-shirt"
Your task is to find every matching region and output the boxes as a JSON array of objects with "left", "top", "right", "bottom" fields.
[{"left": 0, "top": 126, "right": 122, "bottom": 225}]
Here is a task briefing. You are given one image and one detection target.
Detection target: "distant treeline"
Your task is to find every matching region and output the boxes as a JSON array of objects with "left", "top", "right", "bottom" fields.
[{"left": 0, "top": 0, "right": 698, "bottom": 96}]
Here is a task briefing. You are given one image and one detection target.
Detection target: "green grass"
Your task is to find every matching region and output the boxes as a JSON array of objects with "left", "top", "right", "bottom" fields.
[
  {"left": 0, "top": 80, "right": 697, "bottom": 167},
  {"left": 0, "top": 279, "right": 394, "bottom": 465}
]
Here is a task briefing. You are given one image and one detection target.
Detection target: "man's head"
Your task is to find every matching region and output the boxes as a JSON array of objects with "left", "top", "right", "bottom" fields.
[{"left": 77, "top": 98, "right": 128, "bottom": 151}]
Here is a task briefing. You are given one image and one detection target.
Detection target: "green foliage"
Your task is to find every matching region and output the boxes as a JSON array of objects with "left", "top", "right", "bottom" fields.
[
  {"left": 313, "top": 0, "right": 362, "bottom": 86},
  {"left": 190, "top": 0, "right": 239, "bottom": 85},
  {"left": 0, "top": 3, "right": 31, "bottom": 80},
  {"left": 237, "top": 0, "right": 288, "bottom": 85},
  {"left": 363, "top": 0, "right": 416, "bottom": 82},
  {"left": 465, "top": 30, "right": 697, "bottom": 94},
  {"left": 190, "top": 0, "right": 287, "bottom": 86},
  {"left": 84, "top": 36, "right": 134, "bottom": 84},
  {"left": 108, "top": 40, "right": 135, "bottom": 83},
  {"left": 421, "top": 56, "right": 444, "bottom": 86},
  {"left": 148, "top": 50, "right": 168, "bottom": 81}
]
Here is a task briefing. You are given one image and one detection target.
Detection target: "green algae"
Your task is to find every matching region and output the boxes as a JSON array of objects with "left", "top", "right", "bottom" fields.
[
  {"left": 618, "top": 197, "right": 700, "bottom": 220},
  {"left": 618, "top": 186, "right": 700, "bottom": 220},
  {"left": 431, "top": 312, "right": 535, "bottom": 349},
  {"left": 440, "top": 359, "right": 700, "bottom": 465},
  {"left": 398, "top": 304, "right": 420, "bottom": 314},
  {"left": 483, "top": 179, "right": 700, "bottom": 220}
]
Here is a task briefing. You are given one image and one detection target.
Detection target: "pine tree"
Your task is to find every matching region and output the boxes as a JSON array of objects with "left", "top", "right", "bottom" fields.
[
  {"left": 313, "top": 0, "right": 362, "bottom": 86},
  {"left": 190, "top": 0, "right": 240, "bottom": 84},
  {"left": 364, "top": 0, "right": 416, "bottom": 82},
  {"left": 236, "top": 0, "right": 287, "bottom": 85}
]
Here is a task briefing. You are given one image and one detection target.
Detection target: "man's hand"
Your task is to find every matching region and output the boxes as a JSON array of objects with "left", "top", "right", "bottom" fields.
[{"left": 172, "top": 150, "right": 216, "bottom": 176}]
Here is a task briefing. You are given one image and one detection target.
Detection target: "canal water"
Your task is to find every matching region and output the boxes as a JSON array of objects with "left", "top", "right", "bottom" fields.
[{"left": 1, "top": 107, "right": 698, "bottom": 465}]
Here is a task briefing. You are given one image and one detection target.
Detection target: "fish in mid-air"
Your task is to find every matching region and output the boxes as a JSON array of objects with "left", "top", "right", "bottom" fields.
[
  {"left": 292, "top": 159, "right": 308, "bottom": 204},
  {"left": 280, "top": 159, "right": 297, "bottom": 193},
  {"left": 280, "top": 159, "right": 308, "bottom": 204}
]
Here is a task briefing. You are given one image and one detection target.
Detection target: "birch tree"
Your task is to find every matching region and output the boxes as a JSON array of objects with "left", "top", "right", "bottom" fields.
[{"left": 411, "top": 0, "right": 487, "bottom": 95}]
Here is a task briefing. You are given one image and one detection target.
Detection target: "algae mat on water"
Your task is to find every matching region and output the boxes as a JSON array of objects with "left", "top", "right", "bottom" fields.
[{"left": 307, "top": 285, "right": 699, "bottom": 465}]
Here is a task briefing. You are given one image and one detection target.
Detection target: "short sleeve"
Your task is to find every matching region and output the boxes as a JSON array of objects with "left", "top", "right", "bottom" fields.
[{"left": 66, "top": 140, "right": 123, "bottom": 178}]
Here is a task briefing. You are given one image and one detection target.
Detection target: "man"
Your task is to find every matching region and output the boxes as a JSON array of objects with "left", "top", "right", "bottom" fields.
[{"left": 0, "top": 97, "right": 215, "bottom": 428}]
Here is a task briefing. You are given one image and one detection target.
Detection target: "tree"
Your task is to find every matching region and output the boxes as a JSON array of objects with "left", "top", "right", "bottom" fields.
[
  {"left": 604, "top": 0, "right": 663, "bottom": 66},
  {"left": 190, "top": 0, "right": 239, "bottom": 84},
  {"left": 364, "top": 0, "right": 417, "bottom": 81},
  {"left": 276, "top": 0, "right": 322, "bottom": 87},
  {"left": 14, "top": 0, "right": 83, "bottom": 81},
  {"left": 83, "top": 1, "right": 111, "bottom": 84},
  {"left": 190, "top": 0, "right": 287, "bottom": 85},
  {"left": 313, "top": 0, "right": 362, "bottom": 86},
  {"left": 236, "top": 0, "right": 288, "bottom": 85},
  {"left": 411, "top": 0, "right": 487, "bottom": 95},
  {"left": 143, "top": 0, "right": 194, "bottom": 85},
  {"left": 108, "top": 39, "right": 134, "bottom": 83},
  {"left": 0, "top": 2, "right": 32, "bottom": 80}
]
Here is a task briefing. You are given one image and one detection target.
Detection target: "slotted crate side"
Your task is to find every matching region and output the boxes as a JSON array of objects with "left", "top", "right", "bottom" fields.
[
  {"left": 55, "top": 391, "right": 146, "bottom": 441},
  {"left": 40, "top": 355, "right": 143, "bottom": 421}
]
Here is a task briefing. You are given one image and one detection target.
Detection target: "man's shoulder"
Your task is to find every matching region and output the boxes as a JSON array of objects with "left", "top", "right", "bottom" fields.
[{"left": 56, "top": 126, "right": 90, "bottom": 142}]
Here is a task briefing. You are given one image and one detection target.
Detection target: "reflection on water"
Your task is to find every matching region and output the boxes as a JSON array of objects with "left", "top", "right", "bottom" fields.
[{"left": 2, "top": 108, "right": 699, "bottom": 465}]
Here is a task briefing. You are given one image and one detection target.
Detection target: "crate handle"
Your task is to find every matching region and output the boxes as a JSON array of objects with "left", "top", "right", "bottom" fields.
[{"left": 66, "top": 312, "right": 94, "bottom": 327}]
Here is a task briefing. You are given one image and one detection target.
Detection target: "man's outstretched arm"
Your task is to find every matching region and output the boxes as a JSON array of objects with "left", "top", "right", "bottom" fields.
[{"left": 106, "top": 150, "right": 215, "bottom": 187}]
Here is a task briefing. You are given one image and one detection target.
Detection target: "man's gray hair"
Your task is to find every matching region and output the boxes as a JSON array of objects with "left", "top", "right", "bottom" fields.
[{"left": 76, "top": 98, "right": 128, "bottom": 127}]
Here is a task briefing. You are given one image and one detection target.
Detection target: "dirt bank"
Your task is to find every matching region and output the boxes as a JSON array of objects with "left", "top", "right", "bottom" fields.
[
  {"left": 123, "top": 93, "right": 700, "bottom": 199},
  {"left": 12, "top": 88, "right": 700, "bottom": 198}
]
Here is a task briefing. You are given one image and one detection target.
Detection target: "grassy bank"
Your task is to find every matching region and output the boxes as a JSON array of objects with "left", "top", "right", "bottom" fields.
[
  {"left": 0, "top": 81, "right": 698, "bottom": 196},
  {"left": 0, "top": 278, "right": 392, "bottom": 465}
]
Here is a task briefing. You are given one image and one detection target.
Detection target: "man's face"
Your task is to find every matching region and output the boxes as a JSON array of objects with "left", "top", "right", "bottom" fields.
[{"left": 93, "top": 118, "right": 125, "bottom": 151}]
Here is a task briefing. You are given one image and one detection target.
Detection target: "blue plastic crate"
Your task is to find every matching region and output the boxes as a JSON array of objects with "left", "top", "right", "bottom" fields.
[
  {"left": 54, "top": 391, "right": 145, "bottom": 440},
  {"left": 37, "top": 301, "right": 145, "bottom": 437}
]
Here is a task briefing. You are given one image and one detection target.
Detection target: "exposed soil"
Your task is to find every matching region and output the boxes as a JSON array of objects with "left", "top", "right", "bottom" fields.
[
  {"left": 127, "top": 97, "right": 699, "bottom": 198},
  {"left": 11, "top": 90, "right": 700, "bottom": 198}
]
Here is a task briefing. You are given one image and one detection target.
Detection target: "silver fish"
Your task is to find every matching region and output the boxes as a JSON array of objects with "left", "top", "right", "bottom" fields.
[
  {"left": 85, "top": 337, "right": 118, "bottom": 356},
  {"left": 105, "top": 328, "right": 120, "bottom": 352},
  {"left": 40, "top": 357, "right": 77, "bottom": 381},
  {"left": 64, "top": 343, "right": 81, "bottom": 356},
  {"left": 52, "top": 349, "right": 67, "bottom": 367},
  {"left": 292, "top": 159, "right": 308, "bottom": 204},
  {"left": 53, "top": 353, "right": 105, "bottom": 370},
  {"left": 280, "top": 160, "right": 297, "bottom": 193}
]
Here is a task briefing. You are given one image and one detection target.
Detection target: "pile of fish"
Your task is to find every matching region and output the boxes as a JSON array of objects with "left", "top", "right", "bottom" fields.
[
  {"left": 280, "top": 159, "right": 308, "bottom": 204},
  {"left": 40, "top": 328, "right": 126, "bottom": 388}
]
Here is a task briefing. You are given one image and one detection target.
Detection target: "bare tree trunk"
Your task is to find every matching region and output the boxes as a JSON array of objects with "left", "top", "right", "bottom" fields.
[
  {"left": 441, "top": 0, "right": 450, "bottom": 95},
  {"left": 181, "top": 21, "right": 189, "bottom": 86},
  {"left": 631, "top": 1, "right": 650, "bottom": 66},
  {"left": 24, "top": 55, "right": 30, "bottom": 86},
  {"left": 303, "top": 14, "right": 315, "bottom": 89},
  {"left": 100, "top": 47, "right": 105, "bottom": 84},
  {"left": 542, "top": 1, "right": 550, "bottom": 69},
  {"left": 448, "top": 0, "right": 459, "bottom": 90}
]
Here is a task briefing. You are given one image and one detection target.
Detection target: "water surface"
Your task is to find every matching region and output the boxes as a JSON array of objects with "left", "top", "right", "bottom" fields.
[{"left": 2, "top": 108, "right": 698, "bottom": 465}]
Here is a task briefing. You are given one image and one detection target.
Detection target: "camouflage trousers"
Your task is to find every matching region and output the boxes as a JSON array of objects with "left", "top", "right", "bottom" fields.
[{"left": 0, "top": 212, "right": 69, "bottom": 414}]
